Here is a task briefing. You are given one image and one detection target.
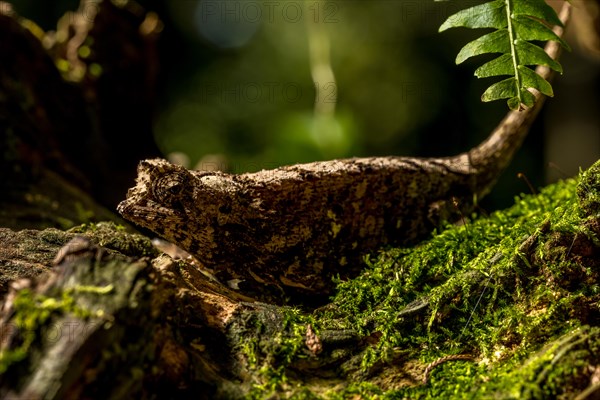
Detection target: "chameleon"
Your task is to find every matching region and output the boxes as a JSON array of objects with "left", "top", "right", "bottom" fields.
[{"left": 118, "top": 5, "right": 570, "bottom": 300}]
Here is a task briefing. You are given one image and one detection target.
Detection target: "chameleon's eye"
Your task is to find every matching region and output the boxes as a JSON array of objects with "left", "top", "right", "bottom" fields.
[{"left": 151, "top": 171, "right": 191, "bottom": 209}]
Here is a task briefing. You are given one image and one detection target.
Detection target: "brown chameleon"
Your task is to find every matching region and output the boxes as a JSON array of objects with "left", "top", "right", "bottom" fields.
[{"left": 118, "top": 6, "right": 569, "bottom": 299}]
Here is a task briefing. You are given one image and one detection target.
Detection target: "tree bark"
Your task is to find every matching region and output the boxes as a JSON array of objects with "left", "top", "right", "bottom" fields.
[{"left": 0, "top": 0, "right": 161, "bottom": 221}]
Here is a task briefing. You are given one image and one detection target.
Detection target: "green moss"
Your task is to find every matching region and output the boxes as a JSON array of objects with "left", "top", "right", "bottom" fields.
[
  {"left": 239, "top": 164, "right": 600, "bottom": 399},
  {"left": 232, "top": 305, "right": 320, "bottom": 398},
  {"left": 0, "top": 287, "right": 97, "bottom": 374},
  {"left": 578, "top": 160, "right": 600, "bottom": 218},
  {"left": 68, "top": 222, "right": 158, "bottom": 258},
  {"left": 330, "top": 179, "right": 579, "bottom": 353}
]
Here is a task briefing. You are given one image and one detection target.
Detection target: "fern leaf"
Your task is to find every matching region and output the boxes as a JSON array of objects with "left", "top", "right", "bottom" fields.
[{"left": 439, "top": 0, "right": 570, "bottom": 110}]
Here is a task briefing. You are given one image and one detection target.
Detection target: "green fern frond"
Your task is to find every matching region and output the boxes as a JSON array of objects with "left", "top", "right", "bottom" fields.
[{"left": 439, "top": 0, "right": 570, "bottom": 110}]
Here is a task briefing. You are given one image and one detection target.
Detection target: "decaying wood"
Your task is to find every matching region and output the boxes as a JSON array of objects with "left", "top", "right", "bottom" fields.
[
  {"left": 0, "top": 223, "right": 233, "bottom": 398},
  {"left": 0, "top": 223, "right": 376, "bottom": 398},
  {"left": 118, "top": 5, "right": 571, "bottom": 300}
]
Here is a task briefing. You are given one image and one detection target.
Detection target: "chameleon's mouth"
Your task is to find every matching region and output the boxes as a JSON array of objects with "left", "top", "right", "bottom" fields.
[
  {"left": 116, "top": 197, "right": 146, "bottom": 219},
  {"left": 117, "top": 196, "right": 187, "bottom": 229}
]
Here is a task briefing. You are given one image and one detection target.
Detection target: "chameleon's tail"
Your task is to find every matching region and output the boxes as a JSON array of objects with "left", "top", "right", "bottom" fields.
[{"left": 465, "top": 2, "right": 572, "bottom": 199}]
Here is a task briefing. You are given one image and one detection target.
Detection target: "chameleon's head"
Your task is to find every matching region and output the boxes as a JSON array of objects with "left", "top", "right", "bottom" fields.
[
  {"left": 117, "top": 158, "right": 242, "bottom": 256},
  {"left": 117, "top": 159, "right": 198, "bottom": 234}
]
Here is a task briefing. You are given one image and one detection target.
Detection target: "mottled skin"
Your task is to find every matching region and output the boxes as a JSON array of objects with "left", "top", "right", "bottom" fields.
[{"left": 118, "top": 7, "right": 569, "bottom": 297}]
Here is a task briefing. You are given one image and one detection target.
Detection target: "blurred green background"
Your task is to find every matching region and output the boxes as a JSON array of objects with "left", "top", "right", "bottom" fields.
[{"left": 11, "top": 0, "right": 600, "bottom": 210}]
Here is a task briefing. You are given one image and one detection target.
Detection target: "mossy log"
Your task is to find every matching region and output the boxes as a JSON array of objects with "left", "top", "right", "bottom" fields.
[
  {"left": 0, "top": 222, "right": 362, "bottom": 399},
  {"left": 0, "top": 161, "right": 600, "bottom": 399}
]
